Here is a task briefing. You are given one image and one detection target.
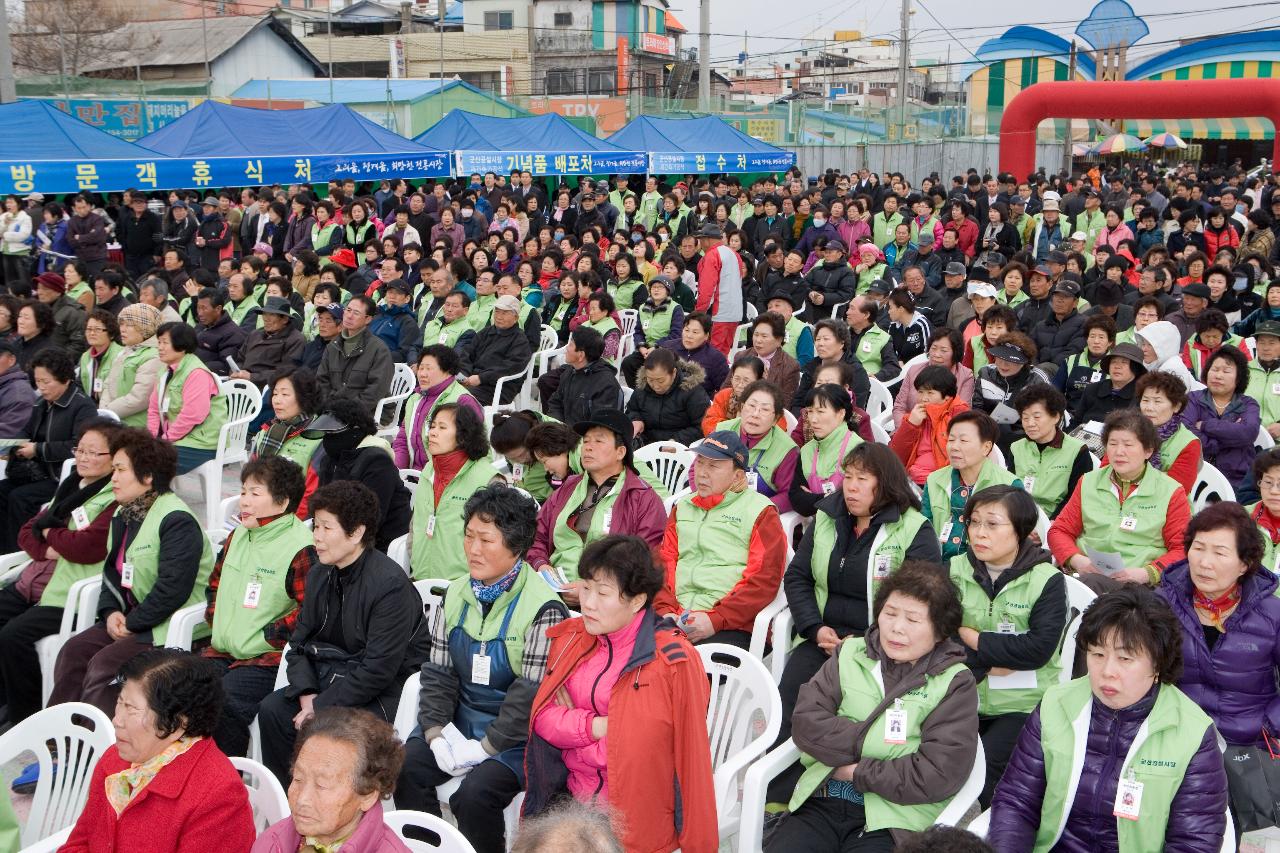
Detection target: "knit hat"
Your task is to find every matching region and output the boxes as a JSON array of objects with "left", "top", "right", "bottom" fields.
[
  {"left": 117, "top": 303, "right": 162, "bottom": 340},
  {"left": 34, "top": 272, "right": 65, "bottom": 294}
]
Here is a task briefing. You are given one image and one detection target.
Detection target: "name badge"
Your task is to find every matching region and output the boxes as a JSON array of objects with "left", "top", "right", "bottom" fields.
[
  {"left": 1022, "top": 475, "right": 1036, "bottom": 494},
  {"left": 822, "top": 480, "right": 836, "bottom": 496},
  {"left": 71, "top": 507, "right": 91, "bottom": 529},
  {"left": 511, "top": 462, "right": 525, "bottom": 481},
  {"left": 438, "top": 332, "right": 448, "bottom": 344},
  {"left": 601, "top": 508, "right": 613, "bottom": 534},
  {"left": 873, "top": 554, "right": 891, "bottom": 580},
  {"left": 1113, "top": 775, "right": 1144, "bottom": 821},
  {"left": 161, "top": 395, "right": 171, "bottom": 412},
  {"left": 1120, "top": 516, "right": 1138, "bottom": 532},
  {"left": 243, "top": 582, "right": 263, "bottom": 609},
  {"left": 884, "top": 703, "right": 908, "bottom": 745},
  {"left": 940, "top": 521, "right": 954, "bottom": 543},
  {"left": 426, "top": 515, "right": 436, "bottom": 538},
  {"left": 745, "top": 471, "right": 760, "bottom": 491},
  {"left": 1090, "top": 371, "right": 1102, "bottom": 383},
  {"left": 472, "top": 652, "right": 491, "bottom": 686},
  {"left": 92, "top": 378, "right": 103, "bottom": 395},
  {"left": 121, "top": 561, "right": 135, "bottom": 589},
  {"left": 1271, "top": 382, "right": 1280, "bottom": 396},
  {"left": 861, "top": 341, "right": 873, "bottom": 353},
  {"left": 997, "top": 620, "right": 1017, "bottom": 634}
]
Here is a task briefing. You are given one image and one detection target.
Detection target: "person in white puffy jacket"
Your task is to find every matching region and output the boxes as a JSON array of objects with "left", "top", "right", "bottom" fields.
[
  {"left": 1136, "top": 319, "right": 1205, "bottom": 392},
  {"left": 0, "top": 196, "right": 32, "bottom": 294}
]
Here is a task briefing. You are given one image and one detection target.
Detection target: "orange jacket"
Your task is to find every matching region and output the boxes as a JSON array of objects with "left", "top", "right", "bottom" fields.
[
  {"left": 523, "top": 610, "right": 718, "bottom": 853},
  {"left": 889, "top": 396, "right": 970, "bottom": 478}
]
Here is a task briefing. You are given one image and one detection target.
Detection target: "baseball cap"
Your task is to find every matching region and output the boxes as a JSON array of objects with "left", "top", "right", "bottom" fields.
[
  {"left": 171, "top": 200, "right": 187, "bottom": 209},
  {"left": 23, "top": 192, "right": 43, "bottom": 203},
  {"left": 573, "top": 408, "right": 631, "bottom": 441},
  {"left": 752, "top": 196, "right": 765, "bottom": 205},
  {"left": 693, "top": 431, "right": 748, "bottom": 470},
  {"left": 944, "top": 262, "right": 967, "bottom": 277},
  {"left": 0, "top": 338, "right": 18, "bottom": 356},
  {"left": 987, "top": 342, "right": 1030, "bottom": 365},
  {"left": 867, "top": 279, "right": 893, "bottom": 295},
  {"left": 201, "top": 197, "right": 218, "bottom": 207},
  {"left": 824, "top": 240, "right": 846, "bottom": 253},
  {"left": 1255, "top": 320, "right": 1280, "bottom": 338},
  {"left": 1070, "top": 231, "right": 1087, "bottom": 242},
  {"left": 1046, "top": 251, "right": 1068, "bottom": 266},
  {"left": 384, "top": 278, "right": 412, "bottom": 294},
  {"left": 320, "top": 303, "right": 344, "bottom": 324},
  {"left": 494, "top": 294, "right": 521, "bottom": 313},
  {"left": 967, "top": 282, "right": 998, "bottom": 299},
  {"left": 696, "top": 223, "right": 724, "bottom": 239},
  {"left": 1031, "top": 264, "right": 1052, "bottom": 277},
  {"left": 1051, "top": 280, "right": 1081, "bottom": 298},
  {"left": 980, "top": 252, "right": 1006, "bottom": 267}
]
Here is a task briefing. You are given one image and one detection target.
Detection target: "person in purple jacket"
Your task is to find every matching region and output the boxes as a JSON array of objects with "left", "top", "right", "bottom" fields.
[
  {"left": 1179, "top": 346, "right": 1261, "bottom": 500},
  {"left": 526, "top": 409, "right": 666, "bottom": 609},
  {"left": 988, "top": 586, "right": 1227, "bottom": 853},
  {"left": 1157, "top": 501, "right": 1280, "bottom": 749}
]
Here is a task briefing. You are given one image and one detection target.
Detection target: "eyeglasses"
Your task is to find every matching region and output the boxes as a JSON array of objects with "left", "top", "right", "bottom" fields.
[
  {"left": 73, "top": 447, "right": 111, "bottom": 458},
  {"left": 1260, "top": 478, "right": 1280, "bottom": 493},
  {"left": 967, "top": 519, "right": 1012, "bottom": 533}
]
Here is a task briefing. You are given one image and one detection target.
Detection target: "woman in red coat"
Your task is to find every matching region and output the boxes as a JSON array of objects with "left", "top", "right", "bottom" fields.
[
  {"left": 945, "top": 199, "right": 979, "bottom": 259},
  {"left": 62, "top": 649, "right": 256, "bottom": 853}
]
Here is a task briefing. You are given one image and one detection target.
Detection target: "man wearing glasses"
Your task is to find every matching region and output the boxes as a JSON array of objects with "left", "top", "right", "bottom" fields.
[{"left": 315, "top": 295, "right": 393, "bottom": 411}]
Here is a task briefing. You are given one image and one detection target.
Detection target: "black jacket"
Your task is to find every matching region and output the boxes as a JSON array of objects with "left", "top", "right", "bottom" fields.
[
  {"left": 300, "top": 333, "right": 338, "bottom": 371},
  {"left": 546, "top": 359, "right": 622, "bottom": 425},
  {"left": 161, "top": 215, "right": 197, "bottom": 255},
  {"left": 1071, "top": 377, "right": 1139, "bottom": 427},
  {"left": 117, "top": 209, "right": 162, "bottom": 258},
  {"left": 1030, "top": 309, "right": 1086, "bottom": 364},
  {"left": 785, "top": 493, "right": 941, "bottom": 639},
  {"left": 314, "top": 442, "right": 412, "bottom": 552},
  {"left": 624, "top": 358, "right": 710, "bottom": 446},
  {"left": 459, "top": 323, "right": 532, "bottom": 406},
  {"left": 956, "top": 542, "right": 1066, "bottom": 679},
  {"left": 1016, "top": 295, "right": 1053, "bottom": 336},
  {"left": 22, "top": 383, "right": 96, "bottom": 479},
  {"left": 97, "top": 504, "right": 205, "bottom": 636},
  {"left": 804, "top": 259, "right": 857, "bottom": 309},
  {"left": 283, "top": 548, "right": 429, "bottom": 715},
  {"left": 194, "top": 214, "right": 232, "bottom": 273},
  {"left": 196, "top": 312, "right": 247, "bottom": 376}
]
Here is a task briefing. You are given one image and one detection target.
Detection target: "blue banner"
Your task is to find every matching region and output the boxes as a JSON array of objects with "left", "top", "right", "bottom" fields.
[
  {"left": 648, "top": 150, "right": 796, "bottom": 174},
  {"left": 0, "top": 152, "right": 452, "bottom": 195},
  {"left": 454, "top": 149, "right": 648, "bottom": 177},
  {"left": 30, "top": 98, "right": 197, "bottom": 141}
]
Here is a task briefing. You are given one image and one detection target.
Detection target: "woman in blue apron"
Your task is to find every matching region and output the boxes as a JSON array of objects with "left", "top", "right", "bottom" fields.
[{"left": 396, "top": 485, "right": 568, "bottom": 853}]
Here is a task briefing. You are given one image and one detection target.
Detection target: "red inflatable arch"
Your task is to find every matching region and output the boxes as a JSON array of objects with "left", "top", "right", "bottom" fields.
[{"left": 998, "top": 79, "right": 1280, "bottom": 179}]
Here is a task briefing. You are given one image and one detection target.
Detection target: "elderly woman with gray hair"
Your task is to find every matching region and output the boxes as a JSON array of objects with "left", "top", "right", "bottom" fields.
[{"left": 253, "top": 706, "right": 409, "bottom": 853}]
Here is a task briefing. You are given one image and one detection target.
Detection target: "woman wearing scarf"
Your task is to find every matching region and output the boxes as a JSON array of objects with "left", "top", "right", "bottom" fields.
[
  {"left": 393, "top": 345, "right": 482, "bottom": 472},
  {"left": 250, "top": 365, "right": 324, "bottom": 517},
  {"left": 397, "top": 486, "right": 566, "bottom": 853},
  {"left": 62, "top": 649, "right": 256, "bottom": 853},
  {"left": 1135, "top": 371, "right": 1201, "bottom": 495},
  {"left": 47, "top": 429, "right": 213, "bottom": 718},
  {"left": 99, "top": 303, "right": 163, "bottom": 428},
  {"left": 79, "top": 309, "right": 121, "bottom": 404},
  {"left": 1248, "top": 448, "right": 1280, "bottom": 575}
]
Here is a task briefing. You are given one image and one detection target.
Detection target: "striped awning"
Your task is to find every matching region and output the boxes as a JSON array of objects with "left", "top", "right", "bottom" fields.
[{"left": 1125, "top": 117, "right": 1274, "bottom": 141}]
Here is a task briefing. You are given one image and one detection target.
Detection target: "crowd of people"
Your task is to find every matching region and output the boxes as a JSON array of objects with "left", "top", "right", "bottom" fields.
[{"left": 0, "top": 158, "right": 1278, "bottom": 852}]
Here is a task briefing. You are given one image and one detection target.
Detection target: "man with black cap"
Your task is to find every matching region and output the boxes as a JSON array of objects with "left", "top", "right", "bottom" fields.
[
  {"left": 1085, "top": 279, "right": 1135, "bottom": 332},
  {"left": 0, "top": 339, "right": 29, "bottom": 438},
  {"left": 1031, "top": 278, "right": 1086, "bottom": 369},
  {"left": 1016, "top": 263, "right": 1056, "bottom": 334},
  {"left": 694, "top": 222, "right": 746, "bottom": 355},
  {"left": 230, "top": 296, "right": 304, "bottom": 387},
  {"left": 301, "top": 302, "right": 342, "bottom": 370},
  {"left": 898, "top": 231, "right": 943, "bottom": 290},
  {"left": 1166, "top": 282, "right": 1212, "bottom": 346},
  {"left": 804, "top": 240, "right": 856, "bottom": 315},
  {"left": 193, "top": 196, "right": 232, "bottom": 274},
  {"left": 652, "top": 430, "right": 787, "bottom": 649},
  {"left": 117, "top": 193, "right": 162, "bottom": 280},
  {"left": 938, "top": 260, "right": 970, "bottom": 318},
  {"left": 1247, "top": 320, "right": 1280, "bottom": 440},
  {"left": 368, "top": 278, "right": 422, "bottom": 364},
  {"left": 526, "top": 409, "right": 666, "bottom": 602}
]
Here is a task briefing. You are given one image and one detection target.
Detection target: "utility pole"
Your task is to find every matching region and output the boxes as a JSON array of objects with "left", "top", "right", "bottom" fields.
[
  {"left": 200, "top": 0, "right": 212, "bottom": 98},
  {"left": 327, "top": 0, "right": 334, "bottom": 103},
  {"left": 896, "top": 0, "right": 908, "bottom": 136},
  {"left": 1063, "top": 40, "right": 1077, "bottom": 176},
  {"left": 698, "top": 0, "right": 710, "bottom": 111},
  {"left": 0, "top": 0, "right": 16, "bottom": 104}
]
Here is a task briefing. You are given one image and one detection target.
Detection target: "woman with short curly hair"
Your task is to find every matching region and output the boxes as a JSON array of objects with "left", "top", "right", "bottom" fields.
[{"left": 63, "top": 649, "right": 257, "bottom": 852}]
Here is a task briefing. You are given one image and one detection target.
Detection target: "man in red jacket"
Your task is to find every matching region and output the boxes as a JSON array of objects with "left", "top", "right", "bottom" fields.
[{"left": 694, "top": 223, "right": 747, "bottom": 355}]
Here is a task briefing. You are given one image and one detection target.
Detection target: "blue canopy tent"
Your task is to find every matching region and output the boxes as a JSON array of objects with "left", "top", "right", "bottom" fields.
[
  {"left": 606, "top": 115, "right": 795, "bottom": 174},
  {"left": 413, "top": 109, "right": 646, "bottom": 176},
  {"left": 138, "top": 101, "right": 450, "bottom": 181},
  {"left": 0, "top": 100, "right": 177, "bottom": 194}
]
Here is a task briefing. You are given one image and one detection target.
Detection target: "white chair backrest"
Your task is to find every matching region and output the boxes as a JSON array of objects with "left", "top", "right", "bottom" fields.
[
  {"left": 782, "top": 408, "right": 798, "bottom": 434},
  {"left": 230, "top": 756, "right": 290, "bottom": 834},
  {"left": 382, "top": 809, "right": 479, "bottom": 853},
  {"left": 933, "top": 737, "right": 986, "bottom": 827},
  {"left": 870, "top": 419, "right": 890, "bottom": 444},
  {"left": 387, "top": 534, "right": 410, "bottom": 575},
  {"left": 414, "top": 578, "right": 451, "bottom": 630},
  {"left": 95, "top": 408, "right": 120, "bottom": 422},
  {"left": 399, "top": 468, "right": 421, "bottom": 497},
  {"left": 0, "top": 550, "right": 28, "bottom": 586},
  {"left": 988, "top": 443, "right": 1006, "bottom": 468},
  {"left": 1258, "top": 425, "right": 1276, "bottom": 451},
  {"left": 220, "top": 378, "right": 264, "bottom": 455},
  {"left": 633, "top": 441, "right": 695, "bottom": 496},
  {"left": 537, "top": 325, "right": 558, "bottom": 353},
  {"left": 59, "top": 458, "right": 74, "bottom": 482},
  {"left": 1191, "top": 463, "right": 1236, "bottom": 513},
  {"left": 393, "top": 672, "right": 421, "bottom": 742},
  {"left": 900, "top": 352, "right": 929, "bottom": 375},
  {"left": 663, "top": 486, "right": 693, "bottom": 515},
  {"left": 1060, "top": 574, "right": 1097, "bottom": 683},
  {"left": 867, "top": 377, "right": 893, "bottom": 428},
  {"left": 0, "top": 702, "right": 114, "bottom": 847},
  {"left": 697, "top": 643, "right": 782, "bottom": 835},
  {"left": 618, "top": 308, "right": 639, "bottom": 337}
]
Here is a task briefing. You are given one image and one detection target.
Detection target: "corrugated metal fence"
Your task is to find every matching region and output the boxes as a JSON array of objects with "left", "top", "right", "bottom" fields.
[{"left": 781, "top": 141, "right": 1068, "bottom": 182}]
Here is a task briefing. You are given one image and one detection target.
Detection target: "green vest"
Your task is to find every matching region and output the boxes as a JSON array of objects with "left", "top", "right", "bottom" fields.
[
  {"left": 251, "top": 429, "right": 321, "bottom": 474},
  {"left": 112, "top": 491, "right": 214, "bottom": 645},
  {"left": 782, "top": 316, "right": 809, "bottom": 361},
  {"left": 717, "top": 419, "right": 796, "bottom": 497},
  {"left": 1011, "top": 433, "right": 1085, "bottom": 518},
  {"left": 971, "top": 336, "right": 992, "bottom": 375},
  {"left": 1157, "top": 425, "right": 1197, "bottom": 477},
  {"left": 79, "top": 343, "right": 121, "bottom": 401},
  {"left": 1187, "top": 335, "right": 1245, "bottom": 378},
  {"left": 410, "top": 457, "right": 496, "bottom": 579},
  {"left": 997, "top": 289, "right": 1029, "bottom": 309},
  {"left": 422, "top": 314, "right": 473, "bottom": 349},
  {"left": 1247, "top": 501, "right": 1280, "bottom": 575},
  {"left": 610, "top": 278, "right": 644, "bottom": 311},
  {"left": 673, "top": 488, "right": 775, "bottom": 611},
  {"left": 1247, "top": 361, "right": 1280, "bottom": 427},
  {"left": 872, "top": 212, "right": 903, "bottom": 248},
  {"left": 400, "top": 383, "right": 474, "bottom": 470},
  {"left": 39, "top": 482, "right": 117, "bottom": 608},
  {"left": 924, "top": 464, "right": 1020, "bottom": 558},
  {"left": 211, "top": 514, "right": 314, "bottom": 660},
  {"left": 468, "top": 294, "right": 496, "bottom": 329},
  {"left": 1033, "top": 679, "right": 1212, "bottom": 853},
  {"left": 948, "top": 554, "right": 1061, "bottom": 715},
  {"left": 1077, "top": 466, "right": 1184, "bottom": 569},
  {"left": 799, "top": 421, "right": 865, "bottom": 496},
  {"left": 639, "top": 301, "right": 676, "bottom": 345},
  {"left": 807, "top": 507, "right": 928, "bottom": 635},
  {"left": 443, "top": 565, "right": 561, "bottom": 667},
  {"left": 113, "top": 344, "right": 157, "bottom": 428},
  {"left": 228, "top": 294, "right": 260, "bottom": 327},
  {"left": 909, "top": 215, "right": 940, "bottom": 247},
  {"left": 548, "top": 471, "right": 630, "bottom": 582},
  {"left": 1073, "top": 209, "right": 1106, "bottom": 252},
  {"left": 790, "top": 637, "right": 968, "bottom": 831},
  {"left": 158, "top": 353, "right": 227, "bottom": 450},
  {"left": 67, "top": 281, "right": 91, "bottom": 304},
  {"left": 853, "top": 325, "right": 891, "bottom": 375},
  {"left": 856, "top": 263, "right": 888, "bottom": 295}
]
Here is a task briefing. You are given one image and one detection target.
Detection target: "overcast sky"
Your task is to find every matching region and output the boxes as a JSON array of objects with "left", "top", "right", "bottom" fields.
[{"left": 682, "top": 0, "right": 1280, "bottom": 71}]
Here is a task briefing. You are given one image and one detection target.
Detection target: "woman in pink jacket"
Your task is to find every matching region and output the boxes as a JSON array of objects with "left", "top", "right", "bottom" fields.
[
  {"left": 1097, "top": 205, "right": 1135, "bottom": 251},
  {"left": 254, "top": 707, "right": 410, "bottom": 853}
]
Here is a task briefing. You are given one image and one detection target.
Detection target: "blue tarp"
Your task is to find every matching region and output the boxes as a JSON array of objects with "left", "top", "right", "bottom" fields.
[
  {"left": 607, "top": 115, "right": 795, "bottom": 174},
  {"left": 413, "top": 109, "right": 647, "bottom": 176},
  {"left": 137, "top": 101, "right": 450, "bottom": 179}
]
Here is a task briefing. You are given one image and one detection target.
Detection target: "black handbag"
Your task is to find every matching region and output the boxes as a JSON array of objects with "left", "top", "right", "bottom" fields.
[
  {"left": 3, "top": 454, "right": 51, "bottom": 485},
  {"left": 1223, "top": 730, "right": 1280, "bottom": 833}
]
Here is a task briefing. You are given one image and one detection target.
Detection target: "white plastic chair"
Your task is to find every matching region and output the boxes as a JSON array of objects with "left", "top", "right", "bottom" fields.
[
  {"left": 246, "top": 648, "right": 291, "bottom": 764},
  {"left": 18, "top": 826, "right": 71, "bottom": 852},
  {"left": 867, "top": 377, "right": 893, "bottom": 429},
  {"left": 0, "top": 550, "right": 29, "bottom": 586},
  {"left": 374, "top": 363, "right": 418, "bottom": 440},
  {"left": 387, "top": 534, "right": 410, "bottom": 575},
  {"left": 38, "top": 576, "right": 101, "bottom": 707},
  {"left": 230, "top": 755, "right": 289, "bottom": 834},
  {"left": 209, "top": 495, "right": 242, "bottom": 548},
  {"left": 414, "top": 578, "right": 451, "bottom": 630},
  {"left": 988, "top": 443, "right": 1006, "bottom": 468},
  {"left": 178, "top": 378, "right": 262, "bottom": 531},
  {"left": 663, "top": 486, "right": 692, "bottom": 515},
  {"left": 870, "top": 419, "right": 891, "bottom": 444},
  {"left": 748, "top": 589, "right": 789, "bottom": 668},
  {"left": 728, "top": 322, "right": 753, "bottom": 365},
  {"left": 0, "top": 702, "right": 114, "bottom": 847},
  {"left": 633, "top": 441, "right": 695, "bottom": 495},
  {"left": 485, "top": 360, "right": 536, "bottom": 428},
  {"left": 1191, "top": 462, "right": 1236, "bottom": 513},
  {"left": 95, "top": 408, "right": 120, "bottom": 422},
  {"left": 738, "top": 738, "right": 802, "bottom": 853},
  {"left": 782, "top": 408, "right": 798, "bottom": 434},
  {"left": 1258, "top": 425, "right": 1276, "bottom": 451},
  {"left": 1060, "top": 574, "right": 1097, "bottom": 684},
  {"left": 383, "top": 809, "right": 478, "bottom": 853},
  {"left": 698, "top": 643, "right": 783, "bottom": 845},
  {"left": 165, "top": 603, "right": 208, "bottom": 652},
  {"left": 933, "top": 737, "right": 987, "bottom": 827}
]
